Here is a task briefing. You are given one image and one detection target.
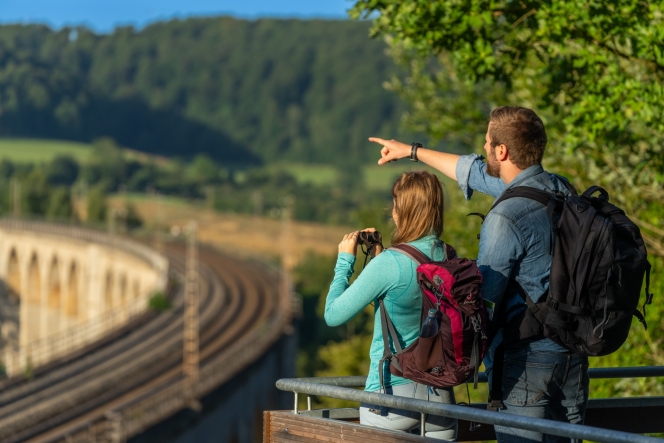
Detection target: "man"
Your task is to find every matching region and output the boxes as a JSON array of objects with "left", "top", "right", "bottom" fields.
[{"left": 370, "top": 106, "right": 589, "bottom": 443}]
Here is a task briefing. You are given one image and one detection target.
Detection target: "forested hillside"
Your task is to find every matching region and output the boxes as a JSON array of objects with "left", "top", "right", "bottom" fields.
[{"left": 0, "top": 18, "right": 403, "bottom": 165}]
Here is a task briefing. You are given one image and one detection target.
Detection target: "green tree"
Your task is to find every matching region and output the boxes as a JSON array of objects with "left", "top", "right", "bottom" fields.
[
  {"left": 350, "top": 0, "right": 664, "bottom": 212},
  {"left": 46, "top": 155, "right": 79, "bottom": 186},
  {"left": 46, "top": 186, "right": 72, "bottom": 220},
  {"left": 22, "top": 169, "right": 50, "bottom": 216},
  {"left": 0, "top": 160, "right": 15, "bottom": 181},
  {"left": 124, "top": 203, "right": 143, "bottom": 229},
  {"left": 91, "top": 137, "right": 127, "bottom": 189},
  {"left": 186, "top": 153, "right": 219, "bottom": 183},
  {"left": 87, "top": 185, "right": 107, "bottom": 224}
]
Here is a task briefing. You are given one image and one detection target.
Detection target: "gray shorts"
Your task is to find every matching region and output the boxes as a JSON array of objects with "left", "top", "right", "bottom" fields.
[{"left": 360, "top": 382, "right": 458, "bottom": 441}]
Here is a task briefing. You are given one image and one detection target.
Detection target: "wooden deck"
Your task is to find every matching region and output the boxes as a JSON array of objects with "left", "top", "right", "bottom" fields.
[
  {"left": 265, "top": 410, "right": 441, "bottom": 443},
  {"left": 264, "top": 396, "right": 664, "bottom": 442}
]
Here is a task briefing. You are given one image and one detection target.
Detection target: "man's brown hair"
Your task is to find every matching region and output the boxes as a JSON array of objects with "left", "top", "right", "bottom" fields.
[
  {"left": 391, "top": 170, "right": 444, "bottom": 245},
  {"left": 489, "top": 106, "right": 547, "bottom": 169}
]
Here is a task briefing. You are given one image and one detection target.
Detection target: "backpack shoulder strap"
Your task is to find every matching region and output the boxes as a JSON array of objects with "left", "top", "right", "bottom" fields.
[
  {"left": 554, "top": 174, "right": 578, "bottom": 196},
  {"left": 490, "top": 186, "right": 554, "bottom": 211},
  {"left": 490, "top": 186, "right": 563, "bottom": 225},
  {"left": 445, "top": 243, "right": 457, "bottom": 260},
  {"left": 389, "top": 243, "right": 430, "bottom": 264},
  {"left": 378, "top": 292, "right": 404, "bottom": 391}
]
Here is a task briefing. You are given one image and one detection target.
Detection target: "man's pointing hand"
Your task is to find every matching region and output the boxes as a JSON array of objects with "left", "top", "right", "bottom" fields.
[{"left": 368, "top": 137, "right": 412, "bottom": 165}]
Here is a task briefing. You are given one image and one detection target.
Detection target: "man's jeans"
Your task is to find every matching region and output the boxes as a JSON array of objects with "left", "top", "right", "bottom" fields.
[
  {"left": 493, "top": 348, "right": 589, "bottom": 443},
  {"left": 360, "top": 383, "right": 457, "bottom": 440}
]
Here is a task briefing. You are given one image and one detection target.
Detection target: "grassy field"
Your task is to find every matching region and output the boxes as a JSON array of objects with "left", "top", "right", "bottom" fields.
[
  {"left": 268, "top": 162, "right": 433, "bottom": 191},
  {"left": 0, "top": 138, "right": 172, "bottom": 165},
  {"left": 0, "top": 138, "right": 445, "bottom": 191},
  {"left": 0, "top": 138, "right": 93, "bottom": 163}
]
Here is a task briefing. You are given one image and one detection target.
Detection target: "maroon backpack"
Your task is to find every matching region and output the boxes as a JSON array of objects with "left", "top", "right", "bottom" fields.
[{"left": 378, "top": 242, "right": 489, "bottom": 389}]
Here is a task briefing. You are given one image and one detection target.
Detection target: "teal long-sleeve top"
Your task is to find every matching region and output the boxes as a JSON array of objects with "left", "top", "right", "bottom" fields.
[{"left": 324, "top": 235, "right": 445, "bottom": 392}]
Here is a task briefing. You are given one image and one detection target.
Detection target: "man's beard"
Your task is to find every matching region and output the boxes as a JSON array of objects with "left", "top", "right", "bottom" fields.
[{"left": 486, "top": 148, "right": 501, "bottom": 178}]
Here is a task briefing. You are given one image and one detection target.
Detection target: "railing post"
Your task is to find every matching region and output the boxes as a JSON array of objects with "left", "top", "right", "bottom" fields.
[
  {"left": 294, "top": 392, "right": 299, "bottom": 414},
  {"left": 421, "top": 412, "right": 426, "bottom": 436}
]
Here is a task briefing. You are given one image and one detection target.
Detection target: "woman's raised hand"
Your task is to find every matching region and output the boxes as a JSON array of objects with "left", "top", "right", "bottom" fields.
[
  {"left": 339, "top": 231, "right": 359, "bottom": 255},
  {"left": 368, "top": 137, "right": 411, "bottom": 165}
]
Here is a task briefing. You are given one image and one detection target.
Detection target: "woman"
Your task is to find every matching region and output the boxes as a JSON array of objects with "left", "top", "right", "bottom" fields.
[{"left": 324, "top": 170, "right": 457, "bottom": 440}]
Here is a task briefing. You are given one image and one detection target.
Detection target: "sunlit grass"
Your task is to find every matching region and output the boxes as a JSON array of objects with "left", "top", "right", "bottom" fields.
[
  {"left": 0, "top": 138, "right": 172, "bottom": 166},
  {"left": 266, "top": 163, "right": 337, "bottom": 186},
  {"left": 0, "top": 138, "right": 92, "bottom": 163},
  {"left": 267, "top": 162, "right": 440, "bottom": 191}
]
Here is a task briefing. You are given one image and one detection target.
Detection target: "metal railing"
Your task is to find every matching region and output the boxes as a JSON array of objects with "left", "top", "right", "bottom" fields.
[
  {"left": 276, "top": 366, "right": 664, "bottom": 443},
  {"left": 0, "top": 219, "right": 169, "bottom": 376}
]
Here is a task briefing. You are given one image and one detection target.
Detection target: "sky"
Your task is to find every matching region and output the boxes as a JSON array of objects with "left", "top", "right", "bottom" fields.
[{"left": 0, "top": 0, "right": 353, "bottom": 33}]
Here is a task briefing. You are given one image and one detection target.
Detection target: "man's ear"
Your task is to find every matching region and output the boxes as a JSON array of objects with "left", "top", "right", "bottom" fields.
[{"left": 495, "top": 143, "right": 509, "bottom": 162}]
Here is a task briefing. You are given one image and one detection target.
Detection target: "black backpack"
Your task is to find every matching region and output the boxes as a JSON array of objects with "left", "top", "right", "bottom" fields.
[
  {"left": 492, "top": 184, "right": 653, "bottom": 356},
  {"left": 486, "top": 184, "right": 653, "bottom": 411}
]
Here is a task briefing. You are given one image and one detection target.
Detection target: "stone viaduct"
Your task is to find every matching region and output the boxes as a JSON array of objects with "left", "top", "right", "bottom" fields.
[
  {"left": 0, "top": 218, "right": 294, "bottom": 443},
  {"left": 0, "top": 219, "right": 169, "bottom": 375}
]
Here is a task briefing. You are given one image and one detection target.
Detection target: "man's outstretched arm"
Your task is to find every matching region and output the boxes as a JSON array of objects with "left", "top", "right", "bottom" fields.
[{"left": 369, "top": 137, "right": 460, "bottom": 182}]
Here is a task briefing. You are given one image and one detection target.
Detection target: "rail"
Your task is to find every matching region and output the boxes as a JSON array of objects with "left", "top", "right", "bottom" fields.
[
  {"left": 276, "top": 366, "right": 664, "bottom": 443},
  {"left": 49, "top": 244, "right": 294, "bottom": 442},
  {"left": 0, "top": 219, "right": 169, "bottom": 376}
]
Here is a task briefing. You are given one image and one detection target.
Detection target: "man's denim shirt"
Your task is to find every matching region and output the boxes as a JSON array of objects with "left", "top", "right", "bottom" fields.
[{"left": 455, "top": 154, "right": 572, "bottom": 371}]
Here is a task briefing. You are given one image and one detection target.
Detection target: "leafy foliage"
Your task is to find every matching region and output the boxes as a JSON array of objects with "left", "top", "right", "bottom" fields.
[
  {"left": 350, "top": 0, "right": 664, "bottom": 211},
  {"left": 148, "top": 292, "right": 171, "bottom": 311}
]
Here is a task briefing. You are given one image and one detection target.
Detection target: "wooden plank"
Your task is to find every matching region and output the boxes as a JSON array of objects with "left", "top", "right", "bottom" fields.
[
  {"left": 272, "top": 425, "right": 434, "bottom": 443},
  {"left": 272, "top": 415, "right": 398, "bottom": 440},
  {"left": 267, "top": 400, "right": 664, "bottom": 443},
  {"left": 269, "top": 411, "right": 441, "bottom": 443},
  {"left": 271, "top": 420, "right": 392, "bottom": 443},
  {"left": 264, "top": 411, "right": 272, "bottom": 443},
  {"left": 271, "top": 414, "right": 395, "bottom": 442},
  {"left": 271, "top": 433, "right": 327, "bottom": 443}
]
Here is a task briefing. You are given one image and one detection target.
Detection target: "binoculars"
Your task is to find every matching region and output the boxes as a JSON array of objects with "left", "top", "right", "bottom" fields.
[{"left": 357, "top": 231, "right": 382, "bottom": 246}]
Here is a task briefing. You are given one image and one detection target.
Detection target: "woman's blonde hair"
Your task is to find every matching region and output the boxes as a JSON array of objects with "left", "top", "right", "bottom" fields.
[{"left": 391, "top": 170, "right": 444, "bottom": 245}]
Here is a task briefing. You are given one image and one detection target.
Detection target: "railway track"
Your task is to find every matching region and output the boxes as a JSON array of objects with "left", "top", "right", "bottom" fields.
[{"left": 0, "top": 242, "right": 286, "bottom": 443}]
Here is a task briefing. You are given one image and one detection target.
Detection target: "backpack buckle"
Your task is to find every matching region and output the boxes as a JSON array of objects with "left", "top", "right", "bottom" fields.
[
  {"left": 547, "top": 298, "right": 559, "bottom": 310},
  {"left": 471, "top": 315, "right": 487, "bottom": 339},
  {"left": 487, "top": 396, "right": 504, "bottom": 411}
]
